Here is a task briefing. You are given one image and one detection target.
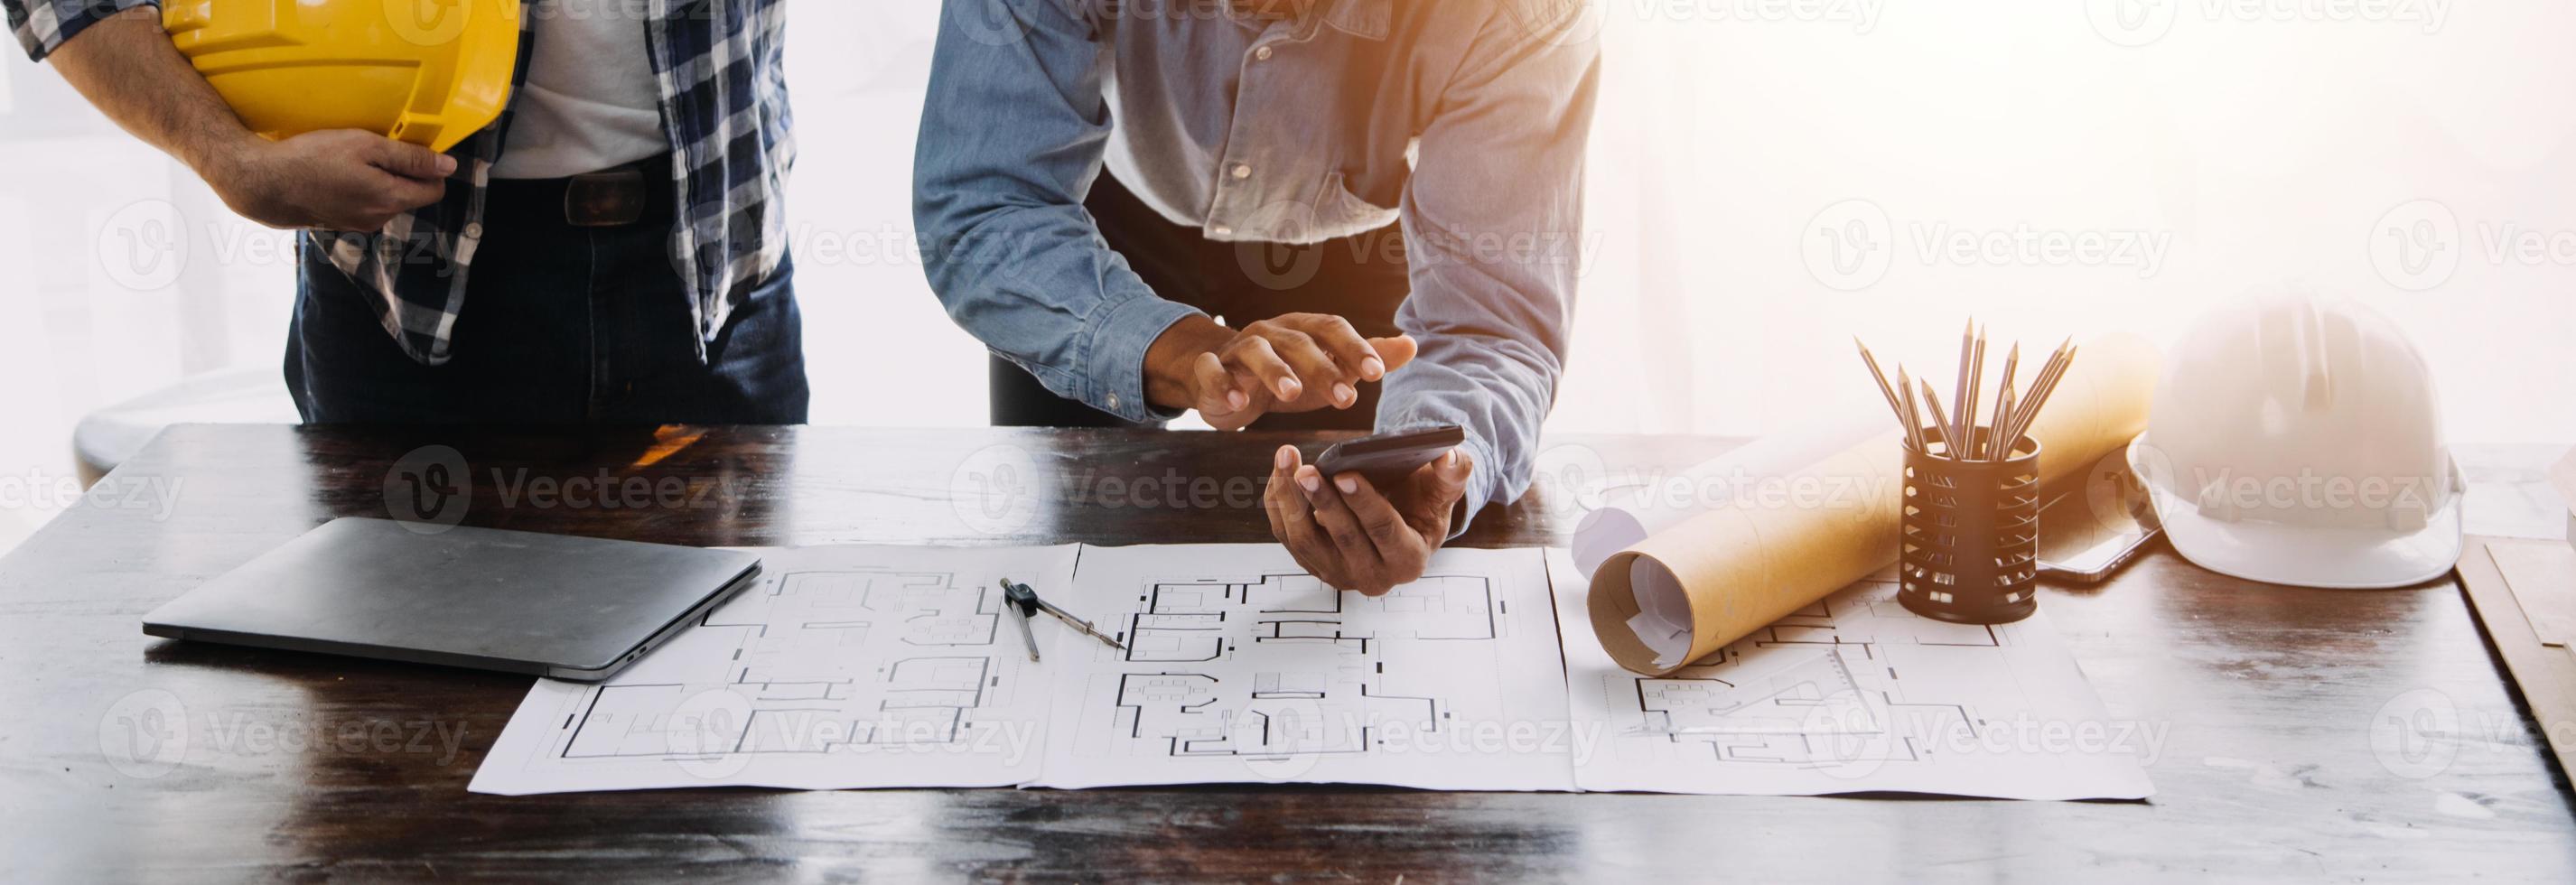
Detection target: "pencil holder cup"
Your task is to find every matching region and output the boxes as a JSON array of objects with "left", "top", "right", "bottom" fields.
[{"left": 1899, "top": 427, "right": 2041, "bottom": 625}]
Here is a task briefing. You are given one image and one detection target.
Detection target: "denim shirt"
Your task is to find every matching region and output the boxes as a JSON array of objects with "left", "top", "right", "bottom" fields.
[{"left": 915, "top": 0, "right": 1600, "bottom": 529}]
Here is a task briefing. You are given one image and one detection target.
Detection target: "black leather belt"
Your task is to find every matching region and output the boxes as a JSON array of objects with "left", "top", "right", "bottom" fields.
[{"left": 488, "top": 154, "right": 677, "bottom": 228}]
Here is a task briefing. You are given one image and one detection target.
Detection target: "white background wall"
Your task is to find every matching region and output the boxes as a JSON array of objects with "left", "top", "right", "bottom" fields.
[{"left": 0, "top": 1, "right": 2570, "bottom": 547}]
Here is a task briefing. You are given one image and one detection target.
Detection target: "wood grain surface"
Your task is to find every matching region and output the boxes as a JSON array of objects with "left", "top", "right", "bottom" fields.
[{"left": 1, "top": 424, "right": 2569, "bottom": 882}]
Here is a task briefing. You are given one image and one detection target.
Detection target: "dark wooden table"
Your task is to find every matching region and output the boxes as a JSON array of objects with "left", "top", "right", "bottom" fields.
[{"left": 4, "top": 424, "right": 2571, "bottom": 881}]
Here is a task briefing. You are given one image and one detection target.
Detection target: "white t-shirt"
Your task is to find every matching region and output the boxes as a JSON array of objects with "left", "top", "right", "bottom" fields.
[{"left": 492, "top": 1, "right": 667, "bottom": 180}]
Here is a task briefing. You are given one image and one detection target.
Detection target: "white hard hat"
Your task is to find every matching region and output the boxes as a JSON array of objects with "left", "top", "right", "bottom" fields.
[{"left": 2128, "top": 286, "right": 2463, "bottom": 589}]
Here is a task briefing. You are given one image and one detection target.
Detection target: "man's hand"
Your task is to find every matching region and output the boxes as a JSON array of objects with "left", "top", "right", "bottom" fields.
[
  {"left": 42, "top": 8, "right": 453, "bottom": 234},
  {"left": 1264, "top": 443, "right": 1474, "bottom": 595},
  {"left": 206, "top": 130, "right": 455, "bottom": 231},
  {"left": 1145, "top": 314, "right": 1419, "bottom": 430}
]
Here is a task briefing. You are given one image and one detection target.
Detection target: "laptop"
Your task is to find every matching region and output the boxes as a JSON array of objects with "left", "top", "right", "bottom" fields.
[{"left": 143, "top": 517, "right": 761, "bottom": 681}]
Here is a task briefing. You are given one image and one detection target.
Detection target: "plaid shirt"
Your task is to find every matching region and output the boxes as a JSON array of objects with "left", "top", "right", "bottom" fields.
[{"left": 9, "top": 0, "right": 794, "bottom": 365}]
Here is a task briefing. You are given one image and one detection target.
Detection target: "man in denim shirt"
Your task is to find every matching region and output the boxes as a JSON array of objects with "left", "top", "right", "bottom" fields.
[{"left": 916, "top": 0, "right": 1599, "bottom": 593}]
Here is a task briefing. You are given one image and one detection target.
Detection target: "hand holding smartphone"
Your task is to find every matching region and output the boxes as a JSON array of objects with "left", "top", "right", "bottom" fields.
[{"left": 1313, "top": 425, "right": 1466, "bottom": 490}]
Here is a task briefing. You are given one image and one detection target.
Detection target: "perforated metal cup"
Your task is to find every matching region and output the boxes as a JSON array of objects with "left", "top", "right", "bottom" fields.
[{"left": 1899, "top": 427, "right": 2041, "bottom": 625}]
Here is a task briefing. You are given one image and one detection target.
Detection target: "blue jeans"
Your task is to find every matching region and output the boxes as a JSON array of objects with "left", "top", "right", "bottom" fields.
[{"left": 285, "top": 179, "right": 808, "bottom": 425}]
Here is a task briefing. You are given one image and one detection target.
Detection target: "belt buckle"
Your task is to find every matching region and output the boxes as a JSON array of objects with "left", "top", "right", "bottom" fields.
[{"left": 564, "top": 167, "right": 647, "bottom": 228}]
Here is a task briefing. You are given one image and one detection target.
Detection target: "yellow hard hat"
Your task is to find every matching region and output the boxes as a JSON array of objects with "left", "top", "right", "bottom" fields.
[{"left": 164, "top": 0, "right": 520, "bottom": 154}]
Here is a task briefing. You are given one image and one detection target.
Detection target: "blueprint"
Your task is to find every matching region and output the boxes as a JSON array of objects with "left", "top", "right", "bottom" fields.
[
  {"left": 1033, "top": 545, "right": 1575, "bottom": 790},
  {"left": 1547, "top": 550, "right": 2155, "bottom": 800},
  {"left": 474, "top": 544, "right": 2149, "bottom": 799},
  {"left": 469, "top": 545, "right": 1078, "bottom": 795}
]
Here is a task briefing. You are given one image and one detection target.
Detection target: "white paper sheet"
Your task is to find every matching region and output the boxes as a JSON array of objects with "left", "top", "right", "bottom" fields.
[
  {"left": 475, "top": 543, "right": 2150, "bottom": 800},
  {"left": 1546, "top": 549, "right": 2155, "bottom": 800},
  {"left": 468, "top": 545, "right": 1078, "bottom": 795},
  {"left": 1034, "top": 545, "right": 1577, "bottom": 790}
]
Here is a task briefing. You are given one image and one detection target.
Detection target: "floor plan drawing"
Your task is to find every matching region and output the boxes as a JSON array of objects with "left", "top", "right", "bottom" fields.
[
  {"left": 475, "top": 544, "right": 2150, "bottom": 798},
  {"left": 1551, "top": 551, "right": 2155, "bottom": 799},
  {"left": 1038, "top": 545, "right": 1578, "bottom": 791},
  {"left": 471, "top": 545, "right": 1078, "bottom": 795}
]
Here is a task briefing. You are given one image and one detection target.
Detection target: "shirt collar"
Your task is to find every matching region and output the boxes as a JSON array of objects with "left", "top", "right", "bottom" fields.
[
  {"left": 1319, "top": 0, "right": 1391, "bottom": 41},
  {"left": 1223, "top": 0, "right": 1389, "bottom": 41}
]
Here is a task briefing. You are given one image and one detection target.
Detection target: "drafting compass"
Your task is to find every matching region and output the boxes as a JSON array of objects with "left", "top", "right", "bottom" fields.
[{"left": 999, "top": 579, "right": 1126, "bottom": 662}]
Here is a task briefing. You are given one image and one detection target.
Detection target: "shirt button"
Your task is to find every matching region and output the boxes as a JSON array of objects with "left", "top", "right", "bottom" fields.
[
  {"left": 1231, "top": 163, "right": 1253, "bottom": 181},
  {"left": 1211, "top": 225, "right": 1234, "bottom": 238},
  {"left": 463, "top": 222, "right": 484, "bottom": 238},
  {"left": 1255, "top": 45, "right": 1274, "bottom": 61}
]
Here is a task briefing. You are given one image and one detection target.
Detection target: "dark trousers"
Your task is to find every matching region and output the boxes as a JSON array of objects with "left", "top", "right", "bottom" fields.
[
  {"left": 286, "top": 168, "right": 810, "bottom": 425},
  {"left": 987, "top": 173, "right": 1412, "bottom": 430}
]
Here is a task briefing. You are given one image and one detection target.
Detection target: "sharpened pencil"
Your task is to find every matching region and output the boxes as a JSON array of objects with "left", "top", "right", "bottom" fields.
[
  {"left": 1897, "top": 365, "right": 1923, "bottom": 452},
  {"left": 1917, "top": 378, "right": 1954, "bottom": 460},
  {"left": 1994, "top": 377, "right": 2019, "bottom": 459},
  {"left": 1965, "top": 324, "right": 1987, "bottom": 460},
  {"left": 1950, "top": 320, "right": 1974, "bottom": 459},
  {"left": 1855, "top": 338, "right": 1909, "bottom": 435},
  {"left": 1991, "top": 342, "right": 2021, "bottom": 460},
  {"left": 2004, "top": 340, "right": 2076, "bottom": 451}
]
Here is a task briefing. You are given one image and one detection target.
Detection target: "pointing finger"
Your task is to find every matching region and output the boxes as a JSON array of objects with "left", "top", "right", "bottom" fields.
[{"left": 1227, "top": 336, "right": 1302, "bottom": 402}]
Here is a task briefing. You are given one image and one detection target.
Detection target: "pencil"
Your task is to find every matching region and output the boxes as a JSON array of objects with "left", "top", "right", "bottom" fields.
[
  {"left": 1950, "top": 320, "right": 1974, "bottom": 460},
  {"left": 1916, "top": 378, "right": 1954, "bottom": 460},
  {"left": 2005, "top": 342, "right": 2077, "bottom": 451},
  {"left": 1965, "top": 324, "right": 1987, "bottom": 460},
  {"left": 1991, "top": 342, "right": 2020, "bottom": 460},
  {"left": 1897, "top": 365, "right": 1923, "bottom": 452},
  {"left": 1855, "top": 338, "right": 1909, "bottom": 435},
  {"left": 1999, "top": 346, "right": 2052, "bottom": 449},
  {"left": 2004, "top": 339, "right": 2067, "bottom": 441},
  {"left": 2028, "top": 345, "right": 2078, "bottom": 433},
  {"left": 1994, "top": 377, "right": 2019, "bottom": 459}
]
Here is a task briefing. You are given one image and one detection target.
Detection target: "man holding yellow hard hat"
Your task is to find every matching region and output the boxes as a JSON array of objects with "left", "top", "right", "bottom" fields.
[{"left": 5, "top": 0, "right": 805, "bottom": 424}]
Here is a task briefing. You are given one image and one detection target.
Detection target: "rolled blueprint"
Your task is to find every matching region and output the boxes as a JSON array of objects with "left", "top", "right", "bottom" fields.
[{"left": 1578, "top": 334, "right": 2161, "bottom": 675}]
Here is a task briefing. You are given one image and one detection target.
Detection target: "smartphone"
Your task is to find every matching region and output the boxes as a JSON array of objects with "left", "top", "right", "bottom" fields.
[
  {"left": 2038, "top": 526, "right": 2163, "bottom": 584},
  {"left": 2033, "top": 470, "right": 2165, "bottom": 584},
  {"left": 1314, "top": 425, "right": 1467, "bottom": 490}
]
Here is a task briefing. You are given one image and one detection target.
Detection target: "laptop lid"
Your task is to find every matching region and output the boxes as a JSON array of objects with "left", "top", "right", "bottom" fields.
[{"left": 142, "top": 517, "right": 761, "bottom": 681}]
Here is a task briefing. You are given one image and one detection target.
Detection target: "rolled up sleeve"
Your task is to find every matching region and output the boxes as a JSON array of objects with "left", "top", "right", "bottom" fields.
[
  {"left": 9, "top": 0, "right": 157, "bottom": 61},
  {"left": 913, "top": 0, "right": 1200, "bottom": 423},
  {"left": 1379, "top": 0, "right": 1601, "bottom": 535}
]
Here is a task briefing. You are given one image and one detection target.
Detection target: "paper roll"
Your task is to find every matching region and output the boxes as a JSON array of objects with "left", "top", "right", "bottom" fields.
[{"left": 1582, "top": 334, "right": 2161, "bottom": 675}]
